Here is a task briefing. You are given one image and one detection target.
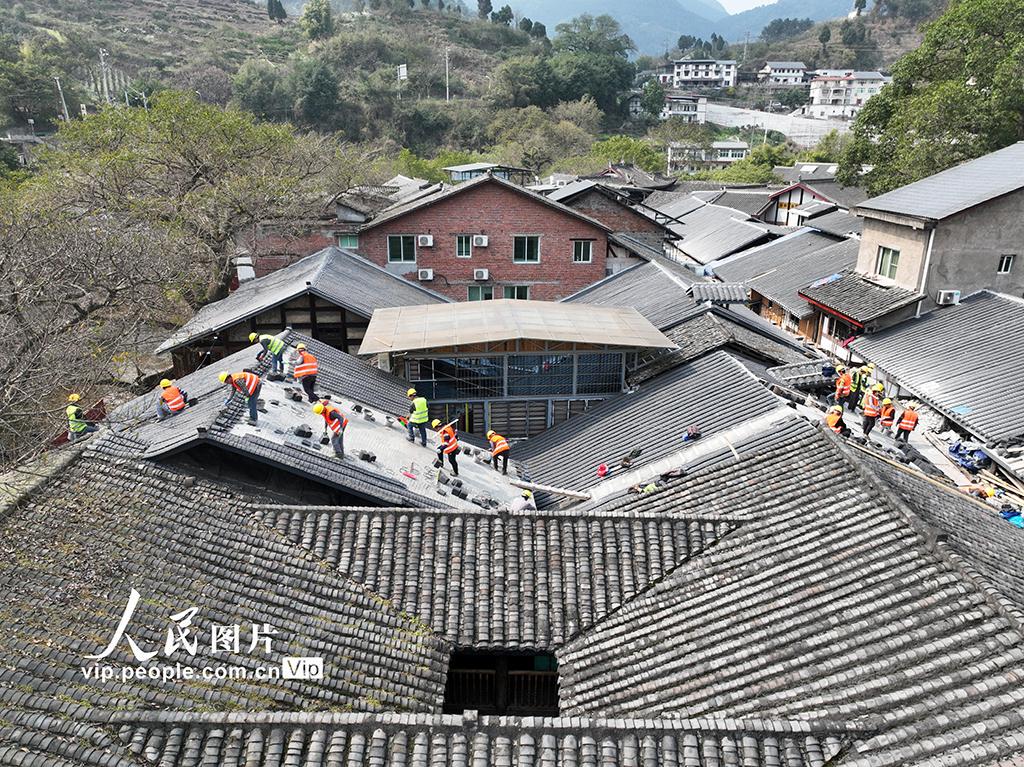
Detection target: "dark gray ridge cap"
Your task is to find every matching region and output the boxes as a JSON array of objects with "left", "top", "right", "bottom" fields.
[{"left": 0, "top": 443, "right": 85, "bottom": 519}]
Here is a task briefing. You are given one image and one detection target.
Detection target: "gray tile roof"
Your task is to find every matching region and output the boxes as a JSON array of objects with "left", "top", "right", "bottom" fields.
[
  {"left": 801, "top": 180, "right": 869, "bottom": 210},
  {"left": 546, "top": 178, "right": 598, "bottom": 202},
  {"left": 254, "top": 503, "right": 736, "bottom": 650},
  {"left": 688, "top": 282, "right": 749, "bottom": 303},
  {"left": 156, "top": 247, "right": 448, "bottom": 354},
  {"left": 856, "top": 141, "right": 1024, "bottom": 221},
  {"left": 516, "top": 351, "right": 785, "bottom": 496},
  {"left": 672, "top": 204, "right": 776, "bottom": 265},
  {"left": 563, "top": 261, "right": 703, "bottom": 331},
  {"left": 556, "top": 419, "right": 1024, "bottom": 766},
  {"left": 712, "top": 189, "right": 773, "bottom": 216},
  {"left": 850, "top": 291, "right": 1024, "bottom": 444},
  {"left": 765, "top": 359, "right": 835, "bottom": 390},
  {"left": 805, "top": 208, "right": 864, "bottom": 237},
  {"left": 714, "top": 232, "right": 855, "bottom": 319},
  {"left": 799, "top": 269, "right": 922, "bottom": 325}
]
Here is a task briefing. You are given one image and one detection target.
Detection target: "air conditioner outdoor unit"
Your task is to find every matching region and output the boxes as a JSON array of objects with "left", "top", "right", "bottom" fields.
[
  {"left": 473, "top": 234, "right": 489, "bottom": 247},
  {"left": 417, "top": 234, "right": 434, "bottom": 247},
  {"left": 473, "top": 268, "right": 489, "bottom": 281},
  {"left": 936, "top": 289, "right": 961, "bottom": 306},
  {"left": 417, "top": 268, "right": 434, "bottom": 281}
]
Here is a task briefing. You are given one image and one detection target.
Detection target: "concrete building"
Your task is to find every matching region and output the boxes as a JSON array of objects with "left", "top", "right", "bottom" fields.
[
  {"left": 657, "top": 59, "right": 737, "bottom": 89},
  {"left": 758, "top": 61, "right": 807, "bottom": 86},
  {"left": 627, "top": 91, "right": 707, "bottom": 123},
  {"left": 801, "top": 72, "right": 891, "bottom": 120},
  {"left": 442, "top": 162, "right": 533, "bottom": 185},
  {"left": 798, "top": 142, "right": 1024, "bottom": 351},
  {"left": 667, "top": 140, "right": 749, "bottom": 174}
]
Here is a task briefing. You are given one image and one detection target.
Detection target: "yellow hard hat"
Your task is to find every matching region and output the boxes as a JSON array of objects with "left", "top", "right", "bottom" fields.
[
  {"left": 522, "top": 489, "right": 533, "bottom": 498},
  {"left": 882, "top": 398, "right": 892, "bottom": 405},
  {"left": 431, "top": 418, "right": 441, "bottom": 428},
  {"left": 67, "top": 393, "right": 81, "bottom": 402},
  {"left": 828, "top": 405, "right": 842, "bottom": 413},
  {"left": 860, "top": 365, "right": 872, "bottom": 374},
  {"left": 486, "top": 430, "right": 495, "bottom": 438},
  {"left": 835, "top": 364, "right": 845, "bottom": 372},
  {"left": 160, "top": 378, "right": 172, "bottom": 388},
  {"left": 218, "top": 371, "right": 229, "bottom": 383},
  {"left": 872, "top": 383, "right": 884, "bottom": 391},
  {"left": 248, "top": 332, "right": 258, "bottom": 343},
  {"left": 907, "top": 402, "right": 918, "bottom": 410},
  {"left": 407, "top": 388, "right": 417, "bottom": 397},
  {"left": 296, "top": 342, "right": 306, "bottom": 350},
  {"left": 312, "top": 402, "right": 325, "bottom": 415}
]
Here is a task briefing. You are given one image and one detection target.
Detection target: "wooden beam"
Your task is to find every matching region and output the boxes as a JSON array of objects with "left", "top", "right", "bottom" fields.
[{"left": 510, "top": 480, "right": 591, "bottom": 500}]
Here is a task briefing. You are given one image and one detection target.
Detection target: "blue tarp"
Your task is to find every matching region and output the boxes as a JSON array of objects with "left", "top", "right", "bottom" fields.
[{"left": 948, "top": 440, "right": 992, "bottom": 472}]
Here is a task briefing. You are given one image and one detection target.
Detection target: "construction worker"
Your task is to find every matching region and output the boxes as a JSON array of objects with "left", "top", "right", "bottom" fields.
[
  {"left": 312, "top": 401, "right": 347, "bottom": 458},
  {"left": 406, "top": 388, "right": 429, "bottom": 447},
  {"left": 156, "top": 379, "right": 188, "bottom": 420},
  {"left": 218, "top": 371, "right": 262, "bottom": 423},
  {"left": 894, "top": 402, "right": 919, "bottom": 443},
  {"left": 511, "top": 489, "right": 537, "bottom": 512},
  {"left": 825, "top": 404, "right": 849, "bottom": 437},
  {"left": 432, "top": 418, "right": 459, "bottom": 476},
  {"left": 828, "top": 364, "right": 851, "bottom": 407},
  {"left": 293, "top": 343, "right": 319, "bottom": 403},
  {"left": 879, "top": 398, "right": 896, "bottom": 431},
  {"left": 847, "top": 364, "right": 872, "bottom": 411},
  {"left": 66, "top": 393, "right": 98, "bottom": 441},
  {"left": 861, "top": 382, "right": 884, "bottom": 437},
  {"left": 486, "top": 429, "right": 511, "bottom": 475},
  {"left": 249, "top": 332, "right": 286, "bottom": 374}
]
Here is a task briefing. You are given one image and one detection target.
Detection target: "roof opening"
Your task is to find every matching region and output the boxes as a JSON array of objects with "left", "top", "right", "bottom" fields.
[{"left": 443, "top": 651, "right": 559, "bottom": 716}]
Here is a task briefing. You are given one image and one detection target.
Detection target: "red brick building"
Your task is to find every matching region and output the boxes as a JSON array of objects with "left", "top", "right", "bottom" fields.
[
  {"left": 548, "top": 181, "right": 672, "bottom": 249},
  {"left": 355, "top": 174, "right": 645, "bottom": 302}
]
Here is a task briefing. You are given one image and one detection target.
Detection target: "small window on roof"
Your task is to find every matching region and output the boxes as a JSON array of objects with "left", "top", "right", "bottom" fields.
[
  {"left": 800, "top": 165, "right": 816, "bottom": 172},
  {"left": 997, "top": 254, "right": 1015, "bottom": 274}
]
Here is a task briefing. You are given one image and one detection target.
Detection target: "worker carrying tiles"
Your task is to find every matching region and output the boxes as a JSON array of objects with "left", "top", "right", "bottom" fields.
[
  {"left": 293, "top": 343, "right": 319, "bottom": 403},
  {"left": 879, "top": 398, "right": 896, "bottom": 430},
  {"left": 486, "top": 429, "right": 511, "bottom": 475},
  {"left": 825, "top": 404, "right": 850, "bottom": 437},
  {"left": 829, "top": 364, "right": 851, "bottom": 408},
  {"left": 432, "top": 418, "right": 459, "bottom": 476},
  {"left": 860, "top": 382, "right": 885, "bottom": 438},
  {"left": 218, "top": 371, "right": 262, "bottom": 424},
  {"left": 894, "top": 402, "right": 919, "bottom": 444},
  {"left": 406, "top": 388, "right": 429, "bottom": 447},
  {"left": 156, "top": 379, "right": 188, "bottom": 421},
  {"left": 65, "top": 393, "right": 98, "bottom": 442},
  {"left": 249, "top": 332, "right": 286, "bottom": 374},
  {"left": 847, "top": 364, "right": 873, "bottom": 411},
  {"left": 312, "top": 401, "right": 347, "bottom": 459}
]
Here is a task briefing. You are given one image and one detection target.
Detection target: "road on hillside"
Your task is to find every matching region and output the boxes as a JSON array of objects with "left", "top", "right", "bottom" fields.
[{"left": 707, "top": 103, "right": 851, "bottom": 148}]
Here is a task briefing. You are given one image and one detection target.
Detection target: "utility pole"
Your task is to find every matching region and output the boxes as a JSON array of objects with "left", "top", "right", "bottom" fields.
[
  {"left": 742, "top": 32, "right": 749, "bottom": 65},
  {"left": 99, "top": 48, "right": 112, "bottom": 105},
  {"left": 445, "top": 46, "right": 450, "bottom": 102},
  {"left": 53, "top": 76, "right": 70, "bottom": 122}
]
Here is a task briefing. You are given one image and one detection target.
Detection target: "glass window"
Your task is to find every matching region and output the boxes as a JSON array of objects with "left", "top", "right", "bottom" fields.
[
  {"left": 457, "top": 235, "right": 473, "bottom": 258},
  {"left": 407, "top": 356, "right": 503, "bottom": 400},
  {"left": 576, "top": 352, "right": 623, "bottom": 395},
  {"left": 875, "top": 246, "right": 900, "bottom": 279},
  {"left": 504, "top": 285, "right": 530, "bottom": 300},
  {"left": 513, "top": 236, "right": 540, "bottom": 263},
  {"left": 508, "top": 355, "right": 574, "bottom": 396},
  {"left": 468, "top": 285, "right": 494, "bottom": 301},
  {"left": 338, "top": 234, "right": 359, "bottom": 249},
  {"left": 388, "top": 235, "right": 416, "bottom": 263},
  {"left": 998, "top": 254, "right": 1015, "bottom": 274},
  {"left": 572, "top": 240, "right": 593, "bottom": 263}
]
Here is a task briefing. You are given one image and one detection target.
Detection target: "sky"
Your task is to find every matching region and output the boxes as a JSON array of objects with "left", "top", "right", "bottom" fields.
[{"left": 717, "top": 0, "right": 771, "bottom": 11}]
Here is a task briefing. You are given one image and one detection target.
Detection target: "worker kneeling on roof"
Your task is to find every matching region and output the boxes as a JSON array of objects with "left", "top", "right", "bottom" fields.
[
  {"left": 432, "top": 418, "right": 459, "bottom": 476},
  {"left": 406, "top": 388, "right": 429, "bottom": 447},
  {"left": 249, "top": 332, "right": 286, "bottom": 374},
  {"left": 511, "top": 489, "right": 536, "bottom": 512},
  {"left": 66, "top": 393, "right": 98, "bottom": 442},
  {"left": 486, "top": 429, "right": 510, "bottom": 475},
  {"left": 825, "top": 404, "right": 850, "bottom": 437},
  {"left": 313, "top": 401, "right": 348, "bottom": 459},
  {"left": 156, "top": 379, "right": 188, "bottom": 421},
  {"left": 218, "top": 371, "right": 262, "bottom": 424}
]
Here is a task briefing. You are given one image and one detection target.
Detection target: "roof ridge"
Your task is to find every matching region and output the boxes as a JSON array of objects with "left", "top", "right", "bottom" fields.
[{"left": 317, "top": 247, "right": 453, "bottom": 303}]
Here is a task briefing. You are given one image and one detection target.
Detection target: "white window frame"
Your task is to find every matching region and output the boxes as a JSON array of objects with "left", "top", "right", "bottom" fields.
[
  {"left": 338, "top": 234, "right": 359, "bottom": 249},
  {"left": 513, "top": 235, "right": 541, "bottom": 264},
  {"left": 467, "top": 285, "right": 494, "bottom": 301},
  {"left": 503, "top": 285, "right": 530, "bottom": 300},
  {"left": 875, "top": 246, "right": 900, "bottom": 280},
  {"left": 572, "top": 240, "right": 593, "bottom": 263},
  {"left": 456, "top": 234, "right": 473, "bottom": 259},
  {"left": 387, "top": 235, "right": 417, "bottom": 263},
  {"left": 997, "top": 254, "right": 1015, "bottom": 274}
]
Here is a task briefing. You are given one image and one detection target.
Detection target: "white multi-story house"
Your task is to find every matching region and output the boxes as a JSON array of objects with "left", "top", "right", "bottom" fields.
[
  {"left": 668, "top": 59, "right": 737, "bottom": 89},
  {"left": 667, "top": 140, "right": 749, "bottom": 173},
  {"left": 801, "top": 71, "right": 891, "bottom": 119},
  {"left": 628, "top": 91, "right": 708, "bottom": 123},
  {"left": 758, "top": 61, "right": 807, "bottom": 86}
]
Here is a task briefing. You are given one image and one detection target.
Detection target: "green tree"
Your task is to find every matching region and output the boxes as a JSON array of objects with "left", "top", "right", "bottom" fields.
[
  {"left": 639, "top": 79, "right": 666, "bottom": 118},
  {"left": 554, "top": 14, "right": 634, "bottom": 58},
  {"left": 518, "top": 17, "right": 534, "bottom": 33},
  {"left": 490, "top": 55, "right": 559, "bottom": 108},
  {"left": 800, "top": 129, "right": 851, "bottom": 162},
  {"left": 818, "top": 25, "right": 831, "bottom": 55},
  {"left": 530, "top": 21, "right": 547, "bottom": 38},
  {"left": 776, "top": 87, "right": 808, "bottom": 109},
  {"left": 591, "top": 135, "right": 662, "bottom": 172},
  {"left": 267, "top": 0, "right": 287, "bottom": 21},
  {"left": 300, "top": 0, "right": 334, "bottom": 40},
  {"left": 492, "top": 5, "right": 513, "bottom": 25},
  {"left": 290, "top": 59, "right": 339, "bottom": 126},
  {"left": 839, "top": 0, "right": 1024, "bottom": 194},
  {"left": 551, "top": 15, "right": 635, "bottom": 115},
  {"left": 700, "top": 143, "right": 792, "bottom": 183},
  {"left": 477, "top": 0, "right": 492, "bottom": 19},
  {"left": 854, "top": 0, "right": 866, "bottom": 15},
  {"left": 233, "top": 59, "right": 289, "bottom": 120},
  {"left": 760, "top": 17, "right": 813, "bottom": 42}
]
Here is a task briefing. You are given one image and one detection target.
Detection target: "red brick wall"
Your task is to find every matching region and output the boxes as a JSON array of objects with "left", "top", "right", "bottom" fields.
[
  {"left": 566, "top": 190, "right": 664, "bottom": 237},
  {"left": 357, "top": 181, "right": 609, "bottom": 301}
]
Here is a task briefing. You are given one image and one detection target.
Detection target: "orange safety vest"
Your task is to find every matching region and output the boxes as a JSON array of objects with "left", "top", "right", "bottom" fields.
[
  {"left": 230, "top": 372, "right": 261, "bottom": 397},
  {"left": 879, "top": 403, "right": 896, "bottom": 428},
  {"left": 320, "top": 404, "right": 348, "bottom": 434},
  {"left": 862, "top": 391, "right": 881, "bottom": 418},
  {"left": 489, "top": 432, "right": 510, "bottom": 457},
  {"left": 294, "top": 351, "right": 318, "bottom": 379},
  {"left": 161, "top": 386, "right": 186, "bottom": 412},
  {"left": 835, "top": 372, "right": 852, "bottom": 397},
  {"left": 897, "top": 410, "right": 919, "bottom": 432},
  {"left": 826, "top": 411, "right": 844, "bottom": 434},
  {"left": 439, "top": 425, "right": 459, "bottom": 454}
]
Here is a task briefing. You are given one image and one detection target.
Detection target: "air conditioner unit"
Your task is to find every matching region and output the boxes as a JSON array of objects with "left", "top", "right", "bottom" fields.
[
  {"left": 473, "top": 268, "right": 489, "bottom": 281},
  {"left": 417, "top": 268, "right": 434, "bottom": 281},
  {"left": 473, "top": 234, "right": 489, "bottom": 247},
  {"left": 935, "top": 289, "right": 961, "bottom": 306},
  {"left": 417, "top": 234, "right": 434, "bottom": 247}
]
